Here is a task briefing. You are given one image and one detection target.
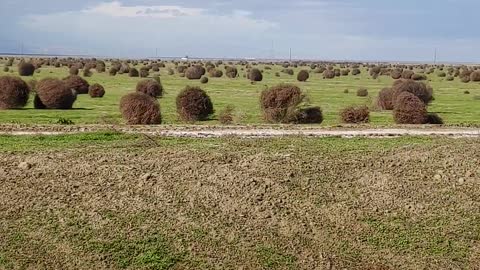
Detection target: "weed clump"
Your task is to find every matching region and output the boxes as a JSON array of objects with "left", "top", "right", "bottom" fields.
[
  {"left": 139, "top": 68, "right": 149, "bottom": 78},
  {"left": 470, "top": 71, "right": 480, "bottom": 82},
  {"left": 0, "top": 76, "right": 30, "bottom": 109},
  {"left": 136, "top": 79, "right": 163, "bottom": 98},
  {"left": 218, "top": 105, "right": 235, "bottom": 124},
  {"left": 341, "top": 105, "right": 370, "bottom": 123},
  {"left": 402, "top": 70, "right": 414, "bottom": 79},
  {"left": 35, "top": 78, "right": 77, "bottom": 109},
  {"left": 225, "top": 66, "right": 238, "bottom": 78},
  {"left": 260, "top": 84, "right": 304, "bottom": 123},
  {"left": 259, "top": 83, "right": 322, "bottom": 124},
  {"left": 323, "top": 70, "right": 335, "bottom": 79},
  {"left": 393, "top": 92, "right": 427, "bottom": 124},
  {"left": 209, "top": 69, "right": 223, "bottom": 78},
  {"left": 249, "top": 68, "right": 263, "bottom": 82},
  {"left": 176, "top": 86, "right": 214, "bottom": 122},
  {"left": 377, "top": 87, "right": 394, "bottom": 110},
  {"left": 120, "top": 92, "right": 161, "bottom": 125},
  {"left": 185, "top": 66, "right": 205, "bottom": 80},
  {"left": 297, "top": 70, "right": 310, "bottom": 82},
  {"left": 109, "top": 67, "right": 118, "bottom": 76},
  {"left": 63, "top": 75, "right": 90, "bottom": 94},
  {"left": 69, "top": 66, "right": 79, "bottom": 75},
  {"left": 88, "top": 83, "right": 105, "bottom": 98},
  {"left": 391, "top": 69, "right": 402, "bottom": 79},
  {"left": 392, "top": 79, "right": 433, "bottom": 105},
  {"left": 129, "top": 68, "right": 139, "bottom": 77},
  {"left": 411, "top": 73, "right": 426, "bottom": 81},
  {"left": 352, "top": 68, "right": 361, "bottom": 76},
  {"left": 18, "top": 62, "right": 35, "bottom": 76},
  {"left": 357, "top": 88, "right": 369, "bottom": 97}
]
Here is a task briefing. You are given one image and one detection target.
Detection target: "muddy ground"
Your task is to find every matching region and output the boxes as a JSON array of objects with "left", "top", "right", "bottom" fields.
[{"left": 0, "top": 136, "right": 479, "bottom": 269}]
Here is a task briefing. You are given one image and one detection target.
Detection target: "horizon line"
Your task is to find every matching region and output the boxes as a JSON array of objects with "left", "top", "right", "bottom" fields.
[{"left": 1, "top": 52, "right": 478, "bottom": 65}]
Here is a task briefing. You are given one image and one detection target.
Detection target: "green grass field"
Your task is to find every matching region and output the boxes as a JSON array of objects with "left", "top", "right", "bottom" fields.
[{"left": 1, "top": 61, "right": 479, "bottom": 126}]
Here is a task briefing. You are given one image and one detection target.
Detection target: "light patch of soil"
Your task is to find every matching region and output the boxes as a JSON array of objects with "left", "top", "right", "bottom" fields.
[{"left": 0, "top": 138, "right": 479, "bottom": 269}]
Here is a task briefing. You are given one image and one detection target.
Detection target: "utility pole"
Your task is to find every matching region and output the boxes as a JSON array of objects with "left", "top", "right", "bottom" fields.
[
  {"left": 270, "top": 40, "right": 275, "bottom": 60},
  {"left": 434, "top": 48, "right": 437, "bottom": 65},
  {"left": 20, "top": 42, "right": 24, "bottom": 56},
  {"left": 289, "top": 48, "right": 292, "bottom": 62},
  {"left": 155, "top": 48, "right": 158, "bottom": 58}
]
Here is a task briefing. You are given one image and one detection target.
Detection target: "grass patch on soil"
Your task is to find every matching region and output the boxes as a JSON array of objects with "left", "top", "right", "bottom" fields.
[
  {"left": 88, "top": 234, "right": 182, "bottom": 269},
  {"left": 256, "top": 246, "right": 297, "bottom": 269},
  {"left": 361, "top": 215, "right": 470, "bottom": 260},
  {"left": 0, "top": 132, "right": 137, "bottom": 151},
  {"left": 0, "top": 254, "right": 11, "bottom": 268},
  {"left": 0, "top": 131, "right": 438, "bottom": 152}
]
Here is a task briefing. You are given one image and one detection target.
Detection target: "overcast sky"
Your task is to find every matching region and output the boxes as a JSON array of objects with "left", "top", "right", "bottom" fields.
[{"left": 0, "top": 0, "right": 478, "bottom": 62}]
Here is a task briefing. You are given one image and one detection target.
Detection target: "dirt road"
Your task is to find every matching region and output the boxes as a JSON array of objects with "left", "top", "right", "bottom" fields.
[{"left": 0, "top": 124, "right": 479, "bottom": 138}]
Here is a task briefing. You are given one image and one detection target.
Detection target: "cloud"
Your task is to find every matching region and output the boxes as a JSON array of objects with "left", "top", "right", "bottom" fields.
[
  {"left": 20, "top": 1, "right": 277, "bottom": 57},
  {"left": 87, "top": 1, "right": 204, "bottom": 18},
  {"left": 11, "top": 0, "right": 480, "bottom": 61},
  {"left": 23, "top": 1, "right": 276, "bottom": 31}
]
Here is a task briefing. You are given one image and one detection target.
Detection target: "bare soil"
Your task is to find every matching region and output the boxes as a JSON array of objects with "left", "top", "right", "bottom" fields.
[{"left": 0, "top": 136, "right": 479, "bottom": 269}]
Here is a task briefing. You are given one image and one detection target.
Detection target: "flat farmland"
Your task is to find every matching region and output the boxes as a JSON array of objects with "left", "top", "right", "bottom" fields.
[
  {"left": 0, "top": 134, "right": 479, "bottom": 269},
  {"left": 1, "top": 61, "right": 479, "bottom": 126}
]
